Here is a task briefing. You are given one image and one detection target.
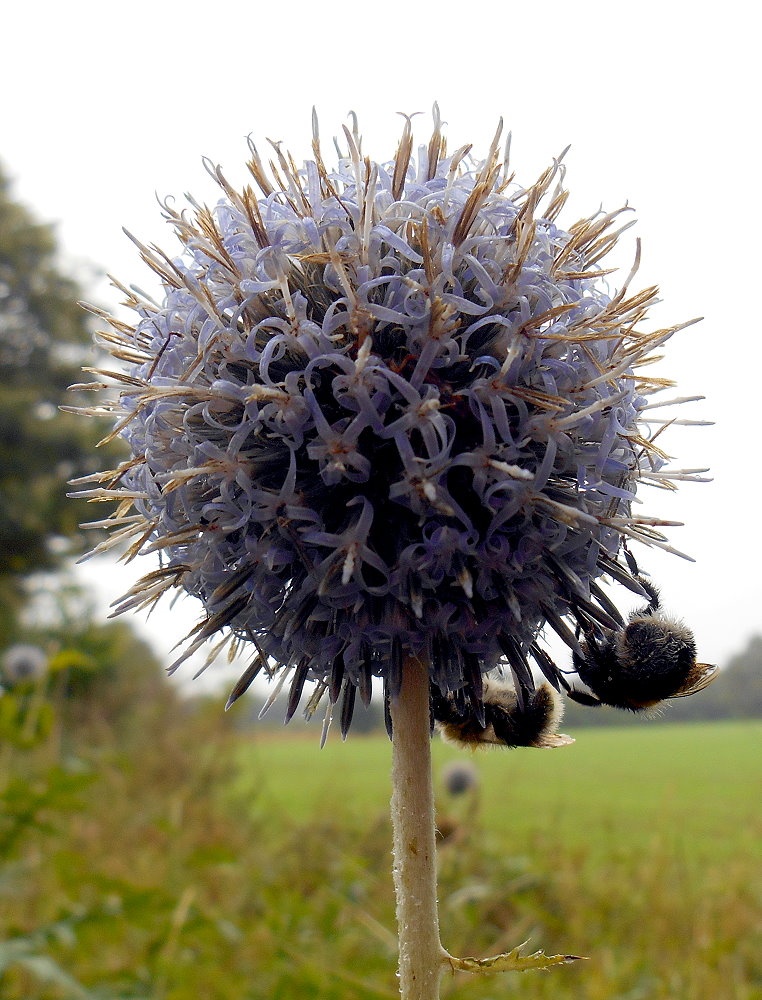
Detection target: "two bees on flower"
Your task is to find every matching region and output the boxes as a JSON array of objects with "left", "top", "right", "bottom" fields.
[{"left": 434, "top": 558, "right": 717, "bottom": 750}]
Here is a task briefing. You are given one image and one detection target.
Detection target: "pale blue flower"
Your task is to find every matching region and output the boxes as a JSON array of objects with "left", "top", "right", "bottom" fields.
[{"left": 72, "top": 108, "right": 706, "bottom": 735}]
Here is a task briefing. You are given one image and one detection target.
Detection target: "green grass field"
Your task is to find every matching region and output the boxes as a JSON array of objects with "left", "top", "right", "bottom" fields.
[
  {"left": 238, "top": 719, "right": 761, "bottom": 860},
  {"left": 3, "top": 701, "right": 761, "bottom": 1000},
  {"left": 234, "top": 720, "right": 762, "bottom": 999}
]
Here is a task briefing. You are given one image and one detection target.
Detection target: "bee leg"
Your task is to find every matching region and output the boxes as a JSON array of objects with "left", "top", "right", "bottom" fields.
[
  {"left": 634, "top": 576, "right": 661, "bottom": 616},
  {"left": 621, "top": 544, "right": 660, "bottom": 616},
  {"left": 570, "top": 621, "right": 614, "bottom": 704},
  {"left": 565, "top": 688, "right": 603, "bottom": 707},
  {"left": 557, "top": 665, "right": 603, "bottom": 708}
]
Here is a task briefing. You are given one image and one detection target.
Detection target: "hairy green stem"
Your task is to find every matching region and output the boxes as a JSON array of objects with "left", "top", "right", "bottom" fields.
[{"left": 389, "top": 657, "right": 443, "bottom": 1000}]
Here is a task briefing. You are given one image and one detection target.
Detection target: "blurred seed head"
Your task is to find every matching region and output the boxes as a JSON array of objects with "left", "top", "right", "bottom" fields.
[
  {"left": 441, "top": 760, "right": 480, "bottom": 796},
  {"left": 1, "top": 644, "right": 47, "bottom": 686}
]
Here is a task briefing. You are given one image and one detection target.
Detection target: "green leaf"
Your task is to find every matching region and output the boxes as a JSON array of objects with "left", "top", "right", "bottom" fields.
[
  {"left": 444, "top": 940, "right": 586, "bottom": 975},
  {"left": 0, "top": 938, "right": 92, "bottom": 997}
]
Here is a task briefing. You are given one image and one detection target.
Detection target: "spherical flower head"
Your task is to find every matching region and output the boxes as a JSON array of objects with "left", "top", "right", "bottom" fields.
[
  {"left": 74, "top": 108, "right": 707, "bottom": 732},
  {"left": 441, "top": 760, "right": 480, "bottom": 797},
  {"left": 1, "top": 644, "right": 47, "bottom": 687}
]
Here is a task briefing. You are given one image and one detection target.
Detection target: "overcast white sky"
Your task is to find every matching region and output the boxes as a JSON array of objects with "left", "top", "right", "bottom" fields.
[{"left": 3, "top": 1, "right": 760, "bottom": 689}]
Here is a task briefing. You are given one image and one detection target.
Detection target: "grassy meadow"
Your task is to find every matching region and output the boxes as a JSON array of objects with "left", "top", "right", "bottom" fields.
[
  {"left": 1, "top": 673, "right": 760, "bottom": 1000},
  {"left": 235, "top": 721, "right": 762, "bottom": 999}
]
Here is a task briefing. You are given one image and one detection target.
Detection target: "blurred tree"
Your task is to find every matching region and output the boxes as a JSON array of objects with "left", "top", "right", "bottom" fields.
[
  {"left": 46, "top": 617, "right": 175, "bottom": 736},
  {"left": 0, "top": 165, "right": 108, "bottom": 638}
]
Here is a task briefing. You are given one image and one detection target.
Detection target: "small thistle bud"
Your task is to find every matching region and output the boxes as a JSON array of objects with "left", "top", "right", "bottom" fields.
[
  {"left": 73, "top": 108, "right": 710, "bottom": 734},
  {"left": 1, "top": 645, "right": 47, "bottom": 687},
  {"left": 441, "top": 760, "right": 480, "bottom": 796}
]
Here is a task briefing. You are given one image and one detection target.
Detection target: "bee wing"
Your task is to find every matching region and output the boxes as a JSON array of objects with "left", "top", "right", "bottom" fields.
[
  {"left": 532, "top": 733, "right": 575, "bottom": 748},
  {"left": 671, "top": 663, "right": 719, "bottom": 698}
]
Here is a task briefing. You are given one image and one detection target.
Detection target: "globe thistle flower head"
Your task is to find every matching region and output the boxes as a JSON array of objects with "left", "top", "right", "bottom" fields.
[
  {"left": 1, "top": 644, "right": 48, "bottom": 687},
  {"left": 72, "top": 108, "right": 709, "bottom": 735},
  {"left": 441, "top": 760, "right": 480, "bottom": 797}
]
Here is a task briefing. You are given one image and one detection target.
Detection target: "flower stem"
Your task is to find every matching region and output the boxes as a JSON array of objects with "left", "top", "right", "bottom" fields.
[{"left": 389, "top": 656, "right": 443, "bottom": 1000}]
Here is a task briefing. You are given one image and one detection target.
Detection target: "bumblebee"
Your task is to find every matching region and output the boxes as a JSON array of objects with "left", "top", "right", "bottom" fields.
[
  {"left": 567, "top": 577, "right": 718, "bottom": 711},
  {"left": 432, "top": 677, "right": 574, "bottom": 749}
]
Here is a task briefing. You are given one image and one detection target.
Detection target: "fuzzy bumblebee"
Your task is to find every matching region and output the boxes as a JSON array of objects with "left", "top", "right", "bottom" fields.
[
  {"left": 566, "top": 578, "right": 717, "bottom": 711},
  {"left": 432, "top": 677, "right": 573, "bottom": 749}
]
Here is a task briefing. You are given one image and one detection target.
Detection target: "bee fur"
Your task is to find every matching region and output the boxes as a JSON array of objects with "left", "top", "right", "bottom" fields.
[
  {"left": 568, "top": 576, "right": 718, "bottom": 711},
  {"left": 432, "top": 677, "right": 574, "bottom": 749}
]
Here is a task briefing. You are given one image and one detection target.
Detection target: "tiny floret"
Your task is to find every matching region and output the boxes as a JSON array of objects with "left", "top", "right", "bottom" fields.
[{"left": 72, "top": 108, "right": 711, "bottom": 733}]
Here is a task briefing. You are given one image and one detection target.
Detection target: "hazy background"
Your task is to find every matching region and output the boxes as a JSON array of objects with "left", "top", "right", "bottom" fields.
[
  {"left": 2, "top": 8, "right": 760, "bottom": 998},
  {"left": 3, "top": 0, "right": 759, "bottom": 685}
]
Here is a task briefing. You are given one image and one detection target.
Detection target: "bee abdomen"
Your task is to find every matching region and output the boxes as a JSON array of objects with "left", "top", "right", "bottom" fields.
[
  {"left": 433, "top": 679, "right": 573, "bottom": 749},
  {"left": 617, "top": 617, "right": 696, "bottom": 702}
]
